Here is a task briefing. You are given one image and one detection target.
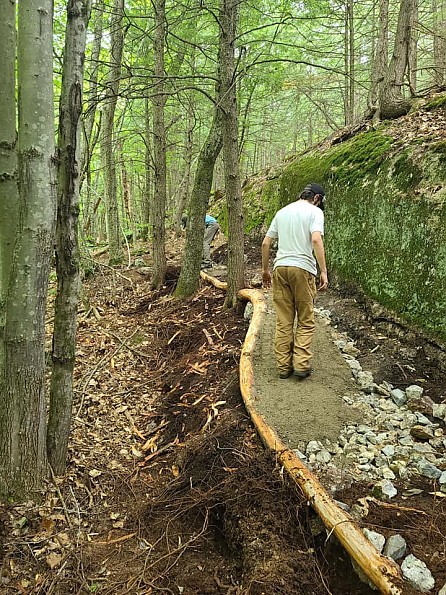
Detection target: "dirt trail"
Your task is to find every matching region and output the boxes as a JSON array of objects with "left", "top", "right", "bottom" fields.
[{"left": 253, "top": 291, "right": 361, "bottom": 447}]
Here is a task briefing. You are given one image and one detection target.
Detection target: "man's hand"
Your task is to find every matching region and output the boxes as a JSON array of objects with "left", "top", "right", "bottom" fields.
[
  {"left": 262, "top": 270, "right": 272, "bottom": 289},
  {"left": 318, "top": 271, "right": 328, "bottom": 291}
]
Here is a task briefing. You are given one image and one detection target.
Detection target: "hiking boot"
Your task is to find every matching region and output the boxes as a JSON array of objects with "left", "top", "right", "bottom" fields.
[
  {"left": 293, "top": 368, "right": 312, "bottom": 379},
  {"left": 278, "top": 369, "right": 293, "bottom": 379}
]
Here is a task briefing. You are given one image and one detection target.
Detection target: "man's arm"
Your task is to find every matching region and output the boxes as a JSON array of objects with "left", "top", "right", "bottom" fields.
[
  {"left": 261, "top": 235, "right": 273, "bottom": 288},
  {"left": 311, "top": 231, "right": 328, "bottom": 291}
]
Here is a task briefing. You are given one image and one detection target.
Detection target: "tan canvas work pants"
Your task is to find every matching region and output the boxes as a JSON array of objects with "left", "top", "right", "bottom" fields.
[{"left": 272, "top": 266, "right": 317, "bottom": 374}]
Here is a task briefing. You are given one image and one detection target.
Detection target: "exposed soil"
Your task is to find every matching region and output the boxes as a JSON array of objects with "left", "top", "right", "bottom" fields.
[{"left": 0, "top": 235, "right": 445, "bottom": 594}]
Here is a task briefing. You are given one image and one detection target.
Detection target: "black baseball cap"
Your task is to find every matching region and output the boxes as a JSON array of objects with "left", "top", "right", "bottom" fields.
[{"left": 304, "top": 183, "right": 325, "bottom": 197}]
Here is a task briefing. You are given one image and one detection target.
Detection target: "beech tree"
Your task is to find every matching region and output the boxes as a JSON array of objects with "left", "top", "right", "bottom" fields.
[{"left": 0, "top": 0, "right": 56, "bottom": 498}]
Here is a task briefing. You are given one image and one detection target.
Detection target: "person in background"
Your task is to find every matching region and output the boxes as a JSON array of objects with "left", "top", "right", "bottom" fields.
[
  {"left": 261, "top": 183, "right": 328, "bottom": 379},
  {"left": 181, "top": 213, "right": 220, "bottom": 269},
  {"left": 202, "top": 214, "right": 220, "bottom": 269}
]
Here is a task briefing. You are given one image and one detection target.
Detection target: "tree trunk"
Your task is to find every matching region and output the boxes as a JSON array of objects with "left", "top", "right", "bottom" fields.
[
  {"left": 379, "top": 0, "right": 417, "bottom": 120},
  {"left": 142, "top": 97, "right": 152, "bottom": 242},
  {"left": 344, "top": 0, "right": 355, "bottom": 125},
  {"left": 101, "top": 0, "right": 125, "bottom": 264},
  {"left": 368, "top": 0, "right": 389, "bottom": 120},
  {"left": 173, "top": 107, "right": 195, "bottom": 234},
  {"left": 174, "top": 109, "right": 223, "bottom": 298},
  {"left": 408, "top": 1, "right": 418, "bottom": 94},
  {"left": 151, "top": 0, "right": 167, "bottom": 290},
  {"left": 219, "top": 0, "right": 245, "bottom": 309},
  {"left": 47, "top": 0, "right": 91, "bottom": 476},
  {"left": 0, "top": 0, "right": 18, "bottom": 334},
  {"left": 433, "top": 0, "right": 446, "bottom": 88},
  {"left": 0, "top": 0, "right": 56, "bottom": 499}
]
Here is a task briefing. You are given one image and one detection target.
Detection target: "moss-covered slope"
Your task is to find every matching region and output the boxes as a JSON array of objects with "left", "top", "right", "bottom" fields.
[{"left": 241, "top": 96, "right": 446, "bottom": 342}]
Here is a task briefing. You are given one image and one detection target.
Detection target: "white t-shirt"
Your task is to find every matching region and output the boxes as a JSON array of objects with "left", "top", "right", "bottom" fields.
[{"left": 266, "top": 200, "right": 324, "bottom": 275}]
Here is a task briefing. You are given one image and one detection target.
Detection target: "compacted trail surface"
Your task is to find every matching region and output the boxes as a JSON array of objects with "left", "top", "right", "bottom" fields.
[{"left": 253, "top": 292, "right": 361, "bottom": 446}]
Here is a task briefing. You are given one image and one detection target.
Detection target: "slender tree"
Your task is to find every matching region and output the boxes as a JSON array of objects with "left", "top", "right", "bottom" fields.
[
  {"left": 175, "top": 109, "right": 223, "bottom": 298},
  {"left": 101, "top": 0, "right": 125, "bottom": 264},
  {"left": 219, "top": 0, "right": 245, "bottom": 308},
  {"left": 150, "top": 0, "right": 168, "bottom": 289},
  {"left": 47, "top": 0, "right": 91, "bottom": 475}
]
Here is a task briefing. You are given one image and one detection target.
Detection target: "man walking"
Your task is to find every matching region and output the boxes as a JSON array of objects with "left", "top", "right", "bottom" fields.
[
  {"left": 202, "top": 214, "right": 220, "bottom": 269},
  {"left": 261, "top": 183, "right": 328, "bottom": 379}
]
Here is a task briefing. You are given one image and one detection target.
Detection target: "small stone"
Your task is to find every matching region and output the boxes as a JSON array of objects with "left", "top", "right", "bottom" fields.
[
  {"left": 405, "top": 384, "right": 424, "bottom": 399},
  {"left": 250, "top": 274, "right": 263, "bottom": 287},
  {"left": 410, "top": 425, "right": 435, "bottom": 441},
  {"left": 243, "top": 303, "right": 254, "bottom": 320},
  {"left": 363, "top": 528, "right": 385, "bottom": 553},
  {"left": 438, "top": 583, "right": 446, "bottom": 595},
  {"left": 439, "top": 471, "right": 446, "bottom": 493},
  {"left": 407, "top": 395, "right": 435, "bottom": 416},
  {"left": 432, "top": 404, "right": 446, "bottom": 420},
  {"left": 380, "top": 467, "right": 396, "bottom": 480},
  {"left": 372, "top": 479, "right": 397, "bottom": 500},
  {"left": 382, "top": 445, "right": 395, "bottom": 457},
  {"left": 343, "top": 342, "right": 360, "bottom": 356},
  {"left": 315, "top": 449, "right": 331, "bottom": 463},
  {"left": 383, "top": 534, "right": 407, "bottom": 560},
  {"left": 390, "top": 388, "right": 407, "bottom": 407},
  {"left": 401, "top": 554, "right": 435, "bottom": 593},
  {"left": 356, "top": 371, "right": 375, "bottom": 393},
  {"left": 416, "top": 458, "right": 442, "bottom": 479},
  {"left": 306, "top": 440, "right": 323, "bottom": 454}
]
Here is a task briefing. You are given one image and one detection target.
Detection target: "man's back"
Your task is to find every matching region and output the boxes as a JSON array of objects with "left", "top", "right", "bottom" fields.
[{"left": 267, "top": 200, "right": 324, "bottom": 275}]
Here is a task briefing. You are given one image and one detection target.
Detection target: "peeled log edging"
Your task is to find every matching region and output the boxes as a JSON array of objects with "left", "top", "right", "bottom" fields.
[{"left": 200, "top": 272, "right": 405, "bottom": 595}]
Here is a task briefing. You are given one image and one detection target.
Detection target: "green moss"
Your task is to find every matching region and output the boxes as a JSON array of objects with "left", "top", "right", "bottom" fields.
[{"left": 425, "top": 93, "right": 446, "bottom": 111}]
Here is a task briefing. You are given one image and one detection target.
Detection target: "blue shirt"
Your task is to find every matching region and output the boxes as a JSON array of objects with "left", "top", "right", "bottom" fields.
[{"left": 205, "top": 215, "right": 217, "bottom": 225}]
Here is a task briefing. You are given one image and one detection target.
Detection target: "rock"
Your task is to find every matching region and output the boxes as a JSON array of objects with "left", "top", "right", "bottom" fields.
[
  {"left": 343, "top": 342, "right": 361, "bottom": 356},
  {"left": 382, "top": 445, "right": 395, "bottom": 457},
  {"left": 363, "top": 528, "right": 385, "bottom": 553},
  {"left": 243, "top": 302, "right": 254, "bottom": 320},
  {"left": 410, "top": 425, "right": 435, "bottom": 441},
  {"left": 407, "top": 395, "right": 435, "bottom": 417},
  {"left": 250, "top": 274, "right": 263, "bottom": 287},
  {"left": 405, "top": 384, "right": 424, "bottom": 399},
  {"left": 439, "top": 471, "right": 446, "bottom": 493},
  {"left": 315, "top": 449, "right": 331, "bottom": 463},
  {"left": 306, "top": 440, "right": 323, "bottom": 454},
  {"left": 346, "top": 359, "right": 362, "bottom": 374},
  {"left": 356, "top": 371, "right": 375, "bottom": 393},
  {"left": 438, "top": 583, "right": 446, "bottom": 595},
  {"left": 390, "top": 388, "right": 407, "bottom": 407},
  {"left": 416, "top": 458, "right": 442, "bottom": 479},
  {"left": 432, "top": 403, "right": 446, "bottom": 420},
  {"left": 383, "top": 534, "right": 407, "bottom": 560},
  {"left": 372, "top": 479, "right": 397, "bottom": 500},
  {"left": 401, "top": 554, "right": 435, "bottom": 592}
]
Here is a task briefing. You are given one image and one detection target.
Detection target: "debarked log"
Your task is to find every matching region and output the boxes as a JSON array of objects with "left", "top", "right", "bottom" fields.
[{"left": 200, "top": 272, "right": 405, "bottom": 594}]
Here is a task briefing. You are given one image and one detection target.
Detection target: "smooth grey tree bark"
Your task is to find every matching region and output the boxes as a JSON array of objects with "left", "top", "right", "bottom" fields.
[
  {"left": 101, "top": 0, "right": 125, "bottom": 265},
  {"left": 219, "top": 0, "right": 245, "bottom": 309},
  {"left": 47, "top": 0, "right": 91, "bottom": 475},
  {"left": 0, "top": 0, "right": 56, "bottom": 499},
  {"left": 150, "top": 0, "right": 168, "bottom": 290}
]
